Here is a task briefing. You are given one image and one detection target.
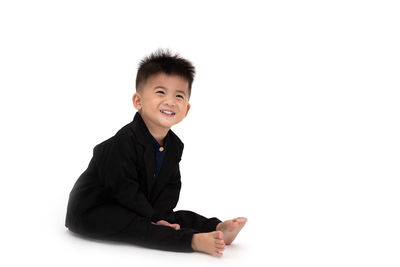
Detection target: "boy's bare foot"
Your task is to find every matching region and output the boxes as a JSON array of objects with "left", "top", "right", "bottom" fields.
[
  {"left": 191, "top": 231, "right": 225, "bottom": 257},
  {"left": 216, "top": 217, "right": 247, "bottom": 245}
]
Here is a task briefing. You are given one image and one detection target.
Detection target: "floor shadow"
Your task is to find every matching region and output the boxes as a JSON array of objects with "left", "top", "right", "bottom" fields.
[
  {"left": 64, "top": 229, "right": 192, "bottom": 256},
  {"left": 65, "top": 229, "right": 143, "bottom": 249}
]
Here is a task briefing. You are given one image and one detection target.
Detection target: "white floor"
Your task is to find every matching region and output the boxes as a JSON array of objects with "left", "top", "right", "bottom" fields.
[
  {"left": 62, "top": 228, "right": 251, "bottom": 267},
  {"left": 3, "top": 199, "right": 399, "bottom": 267}
]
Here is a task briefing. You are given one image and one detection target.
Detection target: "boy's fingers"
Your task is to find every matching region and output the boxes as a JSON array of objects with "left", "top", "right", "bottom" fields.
[
  {"left": 171, "top": 223, "right": 181, "bottom": 230},
  {"left": 155, "top": 221, "right": 181, "bottom": 230},
  {"left": 154, "top": 221, "right": 169, "bottom": 227}
]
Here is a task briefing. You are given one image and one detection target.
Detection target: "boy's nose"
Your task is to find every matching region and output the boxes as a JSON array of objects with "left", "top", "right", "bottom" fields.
[{"left": 163, "top": 96, "right": 176, "bottom": 107}]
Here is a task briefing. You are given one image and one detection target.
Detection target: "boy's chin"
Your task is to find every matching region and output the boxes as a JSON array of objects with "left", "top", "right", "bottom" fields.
[
  {"left": 158, "top": 115, "right": 180, "bottom": 125},
  {"left": 158, "top": 119, "right": 177, "bottom": 129}
]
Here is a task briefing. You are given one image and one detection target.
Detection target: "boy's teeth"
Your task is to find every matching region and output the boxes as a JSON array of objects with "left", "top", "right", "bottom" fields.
[{"left": 161, "top": 110, "right": 174, "bottom": 115}]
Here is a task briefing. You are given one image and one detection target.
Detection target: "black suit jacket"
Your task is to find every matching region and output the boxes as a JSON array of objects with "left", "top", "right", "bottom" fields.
[{"left": 65, "top": 112, "right": 184, "bottom": 236}]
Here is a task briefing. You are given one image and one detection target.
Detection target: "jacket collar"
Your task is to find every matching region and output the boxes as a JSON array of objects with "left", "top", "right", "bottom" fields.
[{"left": 129, "top": 112, "right": 164, "bottom": 146}]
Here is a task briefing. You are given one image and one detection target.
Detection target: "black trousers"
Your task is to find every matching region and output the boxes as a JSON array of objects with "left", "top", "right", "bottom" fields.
[{"left": 68, "top": 205, "right": 221, "bottom": 253}]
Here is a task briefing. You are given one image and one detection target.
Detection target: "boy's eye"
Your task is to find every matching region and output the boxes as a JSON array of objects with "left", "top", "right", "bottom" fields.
[
  {"left": 176, "top": 95, "right": 184, "bottom": 99},
  {"left": 156, "top": 91, "right": 165, "bottom": 94}
]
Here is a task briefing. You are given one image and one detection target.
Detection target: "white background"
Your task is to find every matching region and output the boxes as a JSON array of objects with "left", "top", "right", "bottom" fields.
[{"left": 1, "top": 0, "right": 399, "bottom": 266}]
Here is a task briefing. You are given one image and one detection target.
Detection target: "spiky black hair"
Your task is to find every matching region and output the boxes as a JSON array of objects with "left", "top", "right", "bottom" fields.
[{"left": 135, "top": 49, "right": 195, "bottom": 96}]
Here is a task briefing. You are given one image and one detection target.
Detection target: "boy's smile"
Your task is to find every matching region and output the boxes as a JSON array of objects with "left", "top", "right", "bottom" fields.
[{"left": 132, "top": 72, "right": 191, "bottom": 143}]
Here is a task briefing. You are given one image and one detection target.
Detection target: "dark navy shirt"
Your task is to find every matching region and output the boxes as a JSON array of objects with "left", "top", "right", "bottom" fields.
[{"left": 151, "top": 134, "right": 168, "bottom": 182}]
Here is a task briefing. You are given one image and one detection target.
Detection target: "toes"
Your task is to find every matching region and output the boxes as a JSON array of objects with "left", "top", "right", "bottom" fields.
[
  {"left": 215, "top": 238, "right": 225, "bottom": 245},
  {"left": 215, "top": 239, "right": 225, "bottom": 246},
  {"left": 216, "top": 242, "right": 225, "bottom": 248},
  {"left": 214, "top": 231, "right": 224, "bottom": 239},
  {"left": 236, "top": 217, "right": 247, "bottom": 223},
  {"left": 215, "top": 251, "right": 224, "bottom": 257},
  {"left": 216, "top": 244, "right": 225, "bottom": 250}
]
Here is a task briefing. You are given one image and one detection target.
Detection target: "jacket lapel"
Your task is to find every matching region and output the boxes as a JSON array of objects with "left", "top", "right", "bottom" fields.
[
  {"left": 129, "top": 112, "right": 156, "bottom": 198},
  {"left": 129, "top": 112, "right": 178, "bottom": 199}
]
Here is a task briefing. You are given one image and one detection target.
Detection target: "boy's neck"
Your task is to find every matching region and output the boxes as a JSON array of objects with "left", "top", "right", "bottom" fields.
[
  {"left": 139, "top": 113, "right": 169, "bottom": 146},
  {"left": 150, "top": 131, "right": 168, "bottom": 146}
]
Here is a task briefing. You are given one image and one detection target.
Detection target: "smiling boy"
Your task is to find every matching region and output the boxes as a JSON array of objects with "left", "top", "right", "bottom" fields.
[{"left": 65, "top": 49, "right": 247, "bottom": 257}]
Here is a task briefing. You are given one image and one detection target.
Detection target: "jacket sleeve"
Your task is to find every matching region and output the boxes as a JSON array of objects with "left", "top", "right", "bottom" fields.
[
  {"left": 99, "top": 133, "right": 155, "bottom": 219},
  {"left": 151, "top": 165, "right": 182, "bottom": 223}
]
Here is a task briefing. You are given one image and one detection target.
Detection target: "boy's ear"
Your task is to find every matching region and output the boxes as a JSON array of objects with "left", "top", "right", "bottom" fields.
[
  {"left": 132, "top": 93, "right": 142, "bottom": 110},
  {"left": 185, "top": 103, "right": 191, "bottom": 117}
]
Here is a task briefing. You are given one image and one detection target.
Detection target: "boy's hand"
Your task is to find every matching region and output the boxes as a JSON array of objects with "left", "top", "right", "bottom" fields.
[{"left": 151, "top": 220, "right": 181, "bottom": 230}]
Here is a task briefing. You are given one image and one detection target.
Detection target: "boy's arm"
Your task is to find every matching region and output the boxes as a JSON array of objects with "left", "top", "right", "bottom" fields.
[
  {"left": 151, "top": 164, "right": 182, "bottom": 223},
  {"left": 99, "top": 134, "right": 155, "bottom": 219}
]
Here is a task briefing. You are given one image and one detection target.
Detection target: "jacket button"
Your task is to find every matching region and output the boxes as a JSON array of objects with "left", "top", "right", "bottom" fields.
[{"left": 159, "top": 147, "right": 164, "bottom": 152}]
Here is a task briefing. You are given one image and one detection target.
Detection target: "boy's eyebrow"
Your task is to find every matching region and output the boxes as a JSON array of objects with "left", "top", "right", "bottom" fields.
[
  {"left": 153, "top": 86, "right": 187, "bottom": 96},
  {"left": 154, "top": 86, "right": 168, "bottom": 91}
]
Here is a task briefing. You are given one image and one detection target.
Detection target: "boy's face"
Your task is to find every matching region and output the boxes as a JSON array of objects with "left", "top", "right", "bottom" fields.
[{"left": 132, "top": 72, "right": 191, "bottom": 132}]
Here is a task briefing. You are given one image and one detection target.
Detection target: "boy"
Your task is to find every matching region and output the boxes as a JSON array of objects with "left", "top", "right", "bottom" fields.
[{"left": 65, "top": 49, "right": 247, "bottom": 257}]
